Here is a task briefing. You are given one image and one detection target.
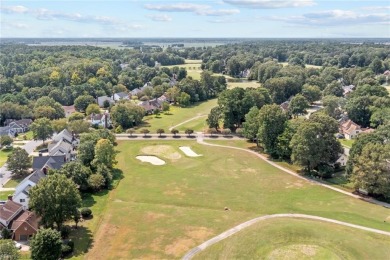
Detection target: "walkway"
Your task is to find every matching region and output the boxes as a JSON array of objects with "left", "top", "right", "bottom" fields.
[
  {"left": 182, "top": 213, "right": 390, "bottom": 260},
  {"left": 168, "top": 114, "right": 207, "bottom": 131}
]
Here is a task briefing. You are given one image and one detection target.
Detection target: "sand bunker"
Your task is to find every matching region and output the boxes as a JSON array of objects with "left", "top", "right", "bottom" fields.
[
  {"left": 179, "top": 146, "right": 202, "bottom": 157},
  {"left": 141, "top": 145, "right": 181, "bottom": 160},
  {"left": 136, "top": 155, "right": 166, "bottom": 165}
]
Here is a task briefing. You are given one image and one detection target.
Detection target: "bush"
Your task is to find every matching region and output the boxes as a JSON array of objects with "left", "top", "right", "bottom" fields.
[
  {"left": 66, "top": 240, "right": 74, "bottom": 251},
  {"left": 115, "top": 125, "right": 123, "bottom": 133},
  {"left": 317, "top": 164, "right": 334, "bottom": 179},
  {"left": 1, "top": 228, "right": 12, "bottom": 239},
  {"left": 235, "top": 128, "right": 244, "bottom": 137},
  {"left": 80, "top": 207, "right": 92, "bottom": 218},
  {"left": 60, "top": 226, "right": 71, "bottom": 239},
  {"left": 61, "top": 244, "right": 72, "bottom": 256}
]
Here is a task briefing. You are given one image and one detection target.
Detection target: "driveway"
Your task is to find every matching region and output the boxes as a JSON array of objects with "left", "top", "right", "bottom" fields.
[{"left": 0, "top": 140, "right": 43, "bottom": 187}]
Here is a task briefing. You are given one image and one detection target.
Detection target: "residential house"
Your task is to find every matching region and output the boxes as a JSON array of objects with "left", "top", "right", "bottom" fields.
[
  {"left": 342, "top": 85, "right": 355, "bottom": 96},
  {"left": 48, "top": 140, "right": 74, "bottom": 161},
  {"left": 52, "top": 129, "right": 79, "bottom": 147},
  {"left": 97, "top": 95, "right": 114, "bottom": 108},
  {"left": 130, "top": 88, "right": 142, "bottom": 97},
  {"left": 32, "top": 155, "right": 67, "bottom": 171},
  {"left": 0, "top": 199, "right": 38, "bottom": 241},
  {"left": 62, "top": 105, "right": 76, "bottom": 117},
  {"left": 340, "top": 120, "right": 362, "bottom": 140},
  {"left": 91, "top": 111, "right": 111, "bottom": 128},
  {"left": 13, "top": 170, "right": 46, "bottom": 209},
  {"left": 2, "top": 119, "right": 33, "bottom": 135},
  {"left": 112, "top": 92, "right": 130, "bottom": 102},
  {"left": 0, "top": 126, "right": 14, "bottom": 137}
]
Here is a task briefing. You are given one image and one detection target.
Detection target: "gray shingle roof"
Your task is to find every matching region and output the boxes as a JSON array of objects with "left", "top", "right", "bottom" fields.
[{"left": 32, "top": 155, "right": 66, "bottom": 170}]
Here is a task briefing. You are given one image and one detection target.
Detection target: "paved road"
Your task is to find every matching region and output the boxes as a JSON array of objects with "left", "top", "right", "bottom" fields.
[
  {"left": 182, "top": 213, "right": 390, "bottom": 260},
  {"left": 0, "top": 140, "right": 43, "bottom": 188}
]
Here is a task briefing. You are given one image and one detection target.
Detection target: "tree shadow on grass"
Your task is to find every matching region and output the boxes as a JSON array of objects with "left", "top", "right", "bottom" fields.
[
  {"left": 81, "top": 190, "right": 109, "bottom": 208},
  {"left": 66, "top": 226, "right": 93, "bottom": 258},
  {"left": 172, "top": 135, "right": 181, "bottom": 139}
]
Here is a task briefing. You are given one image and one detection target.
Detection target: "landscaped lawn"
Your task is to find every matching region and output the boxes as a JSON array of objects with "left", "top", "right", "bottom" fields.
[
  {"left": 176, "top": 116, "right": 207, "bottom": 132},
  {"left": 279, "top": 62, "right": 322, "bottom": 69},
  {"left": 3, "top": 177, "right": 23, "bottom": 188},
  {"left": 0, "top": 191, "right": 13, "bottom": 200},
  {"left": 138, "top": 98, "right": 217, "bottom": 133},
  {"left": 340, "top": 139, "right": 355, "bottom": 148},
  {"left": 195, "top": 218, "right": 390, "bottom": 259},
  {"left": 0, "top": 148, "right": 12, "bottom": 167},
  {"left": 163, "top": 60, "right": 202, "bottom": 80},
  {"left": 86, "top": 140, "right": 390, "bottom": 259},
  {"left": 227, "top": 80, "right": 261, "bottom": 89}
]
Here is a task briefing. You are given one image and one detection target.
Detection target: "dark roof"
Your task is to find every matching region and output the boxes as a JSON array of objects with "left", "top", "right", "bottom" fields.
[
  {"left": 27, "top": 170, "right": 46, "bottom": 184},
  {"left": 0, "top": 200, "right": 23, "bottom": 222},
  {"left": 6, "top": 119, "right": 33, "bottom": 127},
  {"left": 32, "top": 155, "right": 66, "bottom": 170}
]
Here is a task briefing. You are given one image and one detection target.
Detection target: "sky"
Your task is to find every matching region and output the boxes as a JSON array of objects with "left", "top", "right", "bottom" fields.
[{"left": 0, "top": 0, "right": 389, "bottom": 38}]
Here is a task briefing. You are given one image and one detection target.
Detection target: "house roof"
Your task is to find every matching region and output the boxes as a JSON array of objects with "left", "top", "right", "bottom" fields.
[
  {"left": 6, "top": 119, "right": 33, "bottom": 128},
  {"left": 10, "top": 211, "right": 38, "bottom": 231},
  {"left": 52, "top": 129, "right": 73, "bottom": 144},
  {"left": 130, "top": 88, "right": 142, "bottom": 96},
  {"left": 0, "top": 200, "right": 23, "bottom": 222},
  {"left": 62, "top": 105, "right": 76, "bottom": 113},
  {"left": 49, "top": 140, "right": 73, "bottom": 156},
  {"left": 26, "top": 170, "right": 46, "bottom": 185},
  {"left": 115, "top": 92, "right": 128, "bottom": 98},
  {"left": 32, "top": 155, "right": 66, "bottom": 170},
  {"left": 97, "top": 96, "right": 114, "bottom": 107},
  {"left": 341, "top": 120, "right": 361, "bottom": 135}
]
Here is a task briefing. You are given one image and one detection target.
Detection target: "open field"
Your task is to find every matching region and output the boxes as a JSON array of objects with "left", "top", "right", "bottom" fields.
[
  {"left": 176, "top": 116, "right": 207, "bottom": 132},
  {"left": 279, "top": 62, "right": 322, "bottom": 69},
  {"left": 163, "top": 60, "right": 202, "bottom": 80},
  {"left": 139, "top": 98, "right": 217, "bottom": 133},
  {"left": 86, "top": 140, "right": 390, "bottom": 259},
  {"left": 227, "top": 80, "right": 261, "bottom": 89},
  {"left": 195, "top": 218, "right": 390, "bottom": 259}
]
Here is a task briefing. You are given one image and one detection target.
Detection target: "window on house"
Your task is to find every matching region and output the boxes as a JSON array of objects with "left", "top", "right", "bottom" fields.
[{"left": 20, "top": 199, "right": 25, "bottom": 203}]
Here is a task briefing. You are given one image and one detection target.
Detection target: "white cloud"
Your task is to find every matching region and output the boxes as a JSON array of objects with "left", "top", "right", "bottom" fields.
[
  {"left": 0, "top": 5, "right": 28, "bottom": 14},
  {"left": 144, "top": 2, "right": 239, "bottom": 16},
  {"left": 147, "top": 14, "right": 172, "bottom": 22},
  {"left": 268, "top": 9, "right": 390, "bottom": 26},
  {"left": 223, "top": 0, "right": 315, "bottom": 9}
]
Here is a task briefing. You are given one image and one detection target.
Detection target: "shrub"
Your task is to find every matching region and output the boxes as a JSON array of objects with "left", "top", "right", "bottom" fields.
[
  {"left": 61, "top": 244, "right": 72, "bottom": 257},
  {"left": 235, "top": 128, "right": 244, "bottom": 137},
  {"left": 1, "top": 228, "right": 12, "bottom": 239},
  {"left": 115, "top": 125, "right": 123, "bottom": 133},
  {"left": 66, "top": 240, "right": 74, "bottom": 251},
  {"left": 80, "top": 208, "right": 92, "bottom": 218},
  {"left": 221, "top": 129, "right": 231, "bottom": 136},
  {"left": 60, "top": 226, "right": 71, "bottom": 239}
]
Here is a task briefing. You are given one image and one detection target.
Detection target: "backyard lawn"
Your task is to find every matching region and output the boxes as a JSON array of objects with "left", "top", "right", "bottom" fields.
[
  {"left": 138, "top": 98, "right": 217, "bottom": 133},
  {"left": 85, "top": 140, "right": 390, "bottom": 259},
  {"left": 0, "top": 148, "right": 12, "bottom": 167},
  {"left": 340, "top": 138, "right": 355, "bottom": 148}
]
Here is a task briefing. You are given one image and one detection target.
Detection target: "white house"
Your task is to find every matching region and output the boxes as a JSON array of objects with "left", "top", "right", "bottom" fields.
[
  {"left": 112, "top": 92, "right": 129, "bottom": 102},
  {"left": 91, "top": 111, "right": 111, "bottom": 128},
  {"left": 13, "top": 170, "right": 46, "bottom": 209},
  {"left": 340, "top": 120, "right": 361, "bottom": 140}
]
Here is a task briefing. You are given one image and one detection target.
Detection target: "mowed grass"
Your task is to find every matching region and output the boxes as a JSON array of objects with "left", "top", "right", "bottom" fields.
[
  {"left": 3, "top": 177, "right": 23, "bottom": 188},
  {"left": 227, "top": 80, "right": 261, "bottom": 89},
  {"left": 138, "top": 98, "right": 217, "bottom": 133},
  {"left": 279, "top": 62, "right": 322, "bottom": 69},
  {"left": 86, "top": 140, "right": 390, "bottom": 259},
  {"left": 0, "top": 148, "right": 12, "bottom": 167},
  {"left": 340, "top": 139, "right": 355, "bottom": 148},
  {"left": 195, "top": 218, "right": 390, "bottom": 259},
  {"left": 176, "top": 116, "right": 207, "bottom": 132},
  {"left": 163, "top": 60, "right": 202, "bottom": 80}
]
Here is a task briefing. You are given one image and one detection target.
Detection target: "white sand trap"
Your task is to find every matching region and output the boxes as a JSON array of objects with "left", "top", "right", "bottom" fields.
[
  {"left": 136, "top": 155, "right": 166, "bottom": 165},
  {"left": 179, "top": 146, "right": 202, "bottom": 157}
]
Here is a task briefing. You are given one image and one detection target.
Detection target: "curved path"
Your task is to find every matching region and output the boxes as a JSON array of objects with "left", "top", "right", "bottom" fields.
[
  {"left": 182, "top": 213, "right": 390, "bottom": 260},
  {"left": 168, "top": 114, "right": 207, "bottom": 131}
]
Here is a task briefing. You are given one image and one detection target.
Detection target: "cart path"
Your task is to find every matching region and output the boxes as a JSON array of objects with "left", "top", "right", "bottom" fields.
[
  {"left": 168, "top": 114, "right": 207, "bottom": 131},
  {"left": 182, "top": 213, "right": 390, "bottom": 260}
]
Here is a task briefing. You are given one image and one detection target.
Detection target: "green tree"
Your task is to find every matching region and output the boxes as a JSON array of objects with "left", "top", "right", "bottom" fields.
[
  {"left": 140, "top": 129, "right": 150, "bottom": 137},
  {"left": 6, "top": 147, "right": 31, "bottom": 176},
  {"left": 157, "top": 128, "right": 165, "bottom": 136},
  {"left": 30, "top": 228, "right": 62, "bottom": 260},
  {"left": 171, "top": 129, "right": 179, "bottom": 136},
  {"left": 322, "top": 95, "right": 343, "bottom": 118},
  {"left": 206, "top": 107, "right": 221, "bottom": 129},
  {"left": 177, "top": 92, "right": 191, "bottom": 107},
  {"left": 111, "top": 102, "right": 145, "bottom": 129},
  {"left": 29, "top": 174, "right": 81, "bottom": 230},
  {"left": 302, "top": 85, "right": 321, "bottom": 103},
  {"left": 346, "top": 96, "right": 372, "bottom": 127},
  {"left": 288, "top": 94, "right": 309, "bottom": 117},
  {"left": 56, "top": 161, "right": 92, "bottom": 191},
  {"left": 370, "top": 58, "right": 384, "bottom": 74},
  {"left": 242, "top": 106, "right": 260, "bottom": 143},
  {"left": 126, "top": 128, "right": 135, "bottom": 136},
  {"left": 34, "top": 105, "right": 57, "bottom": 120},
  {"left": 185, "top": 129, "right": 194, "bottom": 137},
  {"left": 31, "top": 117, "right": 54, "bottom": 144},
  {"left": 51, "top": 118, "right": 68, "bottom": 133},
  {"left": 88, "top": 174, "right": 105, "bottom": 192},
  {"left": 74, "top": 95, "right": 96, "bottom": 112},
  {"left": 0, "top": 239, "right": 20, "bottom": 260},
  {"left": 86, "top": 103, "right": 101, "bottom": 116},
  {"left": 34, "top": 97, "right": 65, "bottom": 119},
  {"left": 350, "top": 143, "right": 390, "bottom": 198},
  {"left": 92, "top": 139, "right": 117, "bottom": 169},
  {"left": 323, "top": 81, "right": 343, "bottom": 97},
  {"left": 162, "top": 101, "right": 170, "bottom": 113},
  {"left": 68, "top": 112, "right": 85, "bottom": 122},
  {"left": 275, "top": 119, "right": 302, "bottom": 159},
  {"left": 78, "top": 140, "right": 95, "bottom": 167},
  {"left": 96, "top": 164, "right": 112, "bottom": 188},
  {"left": 370, "top": 107, "right": 390, "bottom": 128},
  {"left": 257, "top": 104, "right": 287, "bottom": 156},
  {"left": 0, "top": 135, "right": 13, "bottom": 146},
  {"left": 68, "top": 119, "right": 90, "bottom": 134}
]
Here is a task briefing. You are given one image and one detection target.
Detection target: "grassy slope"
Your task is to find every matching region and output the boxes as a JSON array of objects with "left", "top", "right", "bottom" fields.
[
  {"left": 86, "top": 140, "right": 390, "bottom": 259},
  {"left": 195, "top": 218, "right": 390, "bottom": 259},
  {"left": 138, "top": 99, "right": 217, "bottom": 133}
]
